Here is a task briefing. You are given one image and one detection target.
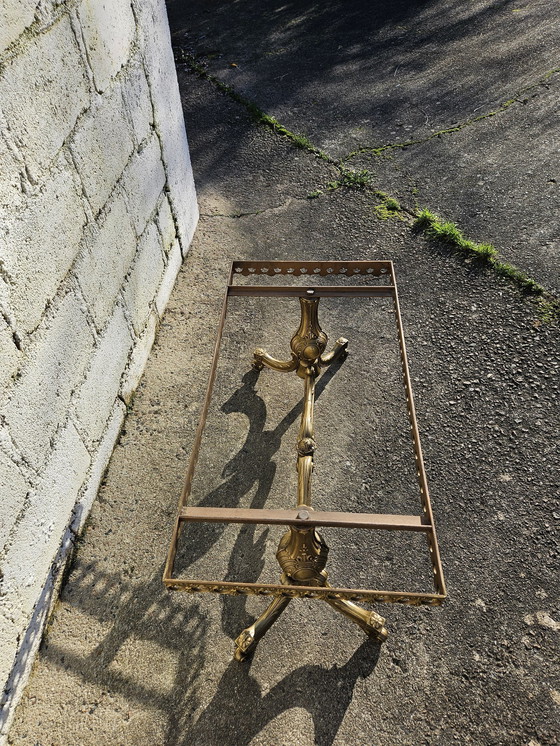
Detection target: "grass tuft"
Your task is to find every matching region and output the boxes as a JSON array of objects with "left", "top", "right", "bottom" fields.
[{"left": 413, "top": 208, "right": 558, "bottom": 321}]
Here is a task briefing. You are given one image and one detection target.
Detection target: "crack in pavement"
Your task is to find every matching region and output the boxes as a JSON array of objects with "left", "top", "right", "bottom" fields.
[
  {"left": 181, "top": 52, "right": 558, "bottom": 321},
  {"left": 341, "top": 67, "right": 560, "bottom": 162}
]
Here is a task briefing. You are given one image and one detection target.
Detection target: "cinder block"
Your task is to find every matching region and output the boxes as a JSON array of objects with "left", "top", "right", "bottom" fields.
[
  {"left": 156, "top": 195, "right": 176, "bottom": 253},
  {"left": 0, "top": 0, "right": 38, "bottom": 55},
  {"left": 0, "top": 131, "right": 24, "bottom": 213},
  {"left": 0, "top": 154, "right": 87, "bottom": 335},
  {"left": 155, "top": 238, "right": 182, "bottom": 317},
  {"left": 122, "top": 134, "right": 166, "bottom": 235},
  {"left": 70, "top": 81, "right": 134, "bottom": 215},
  {"left": 132, "top": 0, "right": 198, "bottom": 250},
  {"left": 0, "top": 16, "right": 89, "bottom": 178},
  {"left": 76, "top": 399, "right": 126, "bottom": 530},
  {"left": 0, "top": 614, "right": 20, "bottom": 708},
  {"left": 0, "top": 316, "right": 19, "bottom": 392},
  {"left": 73, "top": 305, "right": 133, "bottom": 446},
  {"left": 121, "top": 54, "right": 154, "bottom": 144},
  {"left": 120, "top": 310, "right": 157, "bottom": 404},
  {"left": 77, "top": 0, "right": 136, "bottom": 93},
  {"left": 123, "top": 222, "right": 165, "bottom": 335},
  {"left": 3, "top": 291, "right": 95, "bottom": 470},
  {"left": 0, "top": 422, "right": 90, "bottom": 632},
  {"left": 0, "top": 450, "right": 31, "bottom": 551},
  {"left": 76, "top": 192, "right": 137, "bottom": 329}
]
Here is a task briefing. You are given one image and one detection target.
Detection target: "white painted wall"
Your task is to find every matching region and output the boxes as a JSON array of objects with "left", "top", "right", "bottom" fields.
[{"left": 0, "top": 0, "right": 198, "bottom": 736}]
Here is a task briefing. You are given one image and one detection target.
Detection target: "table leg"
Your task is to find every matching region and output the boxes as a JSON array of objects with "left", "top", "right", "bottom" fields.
[
  {"left": 253, "top": 348, "right": 298, "bottom": 373},
  {"left": 320, "top": 336, "right": 349, "bottom": 366},
  {"left": 234, "top": 577, "right": 292, "bottom": 661},
  {"left": 324, "top": 595, "right": 388, "bottom": 641}
]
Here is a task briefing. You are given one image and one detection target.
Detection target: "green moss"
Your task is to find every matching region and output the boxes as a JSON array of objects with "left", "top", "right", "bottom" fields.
[{"left": 536, "top": 298, "right": 560, "bottom": 324}]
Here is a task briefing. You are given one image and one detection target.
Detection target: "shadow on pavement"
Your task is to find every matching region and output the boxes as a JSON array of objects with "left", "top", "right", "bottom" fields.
[
  {"left": 40, "top": 563, "right": 208, "bottom": 738},
  {"left": 34, "top": 354, "right": 376, "bottom": 745},
  {"left": 173, "top": 361, "right": 345, "bottom": 595},
  {"left": 169, "top": 0, "right": 534, "bottom": 163},
  {"left": 178, "top": 638, "right": 382, "bottom": 746}
]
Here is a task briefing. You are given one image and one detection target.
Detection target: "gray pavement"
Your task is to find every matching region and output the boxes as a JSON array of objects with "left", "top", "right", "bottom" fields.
[
  {"left": 168, "top": 0, "right": 560, "bottom": 293},
  {"left": 9, "top": 2, "right": 560, "bottom": 745}
]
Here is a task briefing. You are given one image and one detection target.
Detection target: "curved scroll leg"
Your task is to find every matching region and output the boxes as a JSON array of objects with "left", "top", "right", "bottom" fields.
[
  {"left": 234, "top": 575, "right": 292, "bottom": 661},
  {"left": 324, "top": 596, "right": 388, "bottom": 641},
  {"left": 323, "top": 578, "right": 387, "bottom": 642},
  {"left": 319, "top": 337, "right": 349, "bottom": 367},
  {"left": 253, "top": 348, "right": 299, "bottom": 374}
]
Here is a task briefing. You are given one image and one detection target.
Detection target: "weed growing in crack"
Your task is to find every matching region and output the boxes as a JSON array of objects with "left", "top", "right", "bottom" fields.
[
  {"left": 413, "top": 208, "right": 558, "bottom": 322},
  {"left": 174, "top": 48, "right": 332, "bottom": 161},
  {"left": 536, "top": 298, "right": 560, "bottom": 324},
  {"left": 341, "top": 67, "right": 560, "bottom": 165},
  {"left": 327, "top": 169, "right": 373, "bottom": 191},
  {"left": 414, "top": 209, "right": 499, "bottom": 259},
  {"left": 177, "top": 47, "right": 558, "bottom": 322},
  {"left": 374, "top": 192, "right": 404, "bottom": 220},
  {"left": 492, "top": 261, "right": 542, "bottom": 293}
]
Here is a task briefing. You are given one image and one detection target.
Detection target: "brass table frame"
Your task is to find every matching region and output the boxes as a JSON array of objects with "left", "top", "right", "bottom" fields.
[{"left": 164, "top": 260, "right": 446, "bottom": 660}]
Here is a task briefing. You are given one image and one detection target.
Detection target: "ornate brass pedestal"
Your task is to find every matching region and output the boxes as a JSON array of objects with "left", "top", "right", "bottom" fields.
[
  {"left": 234, "top": 297, "right": 386, "bottom": 660},
  {"left": 164, "top": 261, "right": 446, "bottom": 661}
]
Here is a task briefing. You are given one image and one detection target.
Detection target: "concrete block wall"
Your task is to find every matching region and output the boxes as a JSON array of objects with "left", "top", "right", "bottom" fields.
[{"left": 0, "top": 0, "right": 198, "bottom": 736}]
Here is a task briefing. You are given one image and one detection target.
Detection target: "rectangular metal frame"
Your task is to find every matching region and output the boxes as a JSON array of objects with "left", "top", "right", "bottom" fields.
[{"left": 164, "top": 260, "right": 446, "bottom": 606}]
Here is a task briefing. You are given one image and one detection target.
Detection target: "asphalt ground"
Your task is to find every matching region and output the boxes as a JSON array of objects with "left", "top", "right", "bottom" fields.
[
  {"left": 167, "top": 0, "right": 560, "bottom": 294},
  {"left": 10, "top": 2, "right": 560, "bottom": 745}
]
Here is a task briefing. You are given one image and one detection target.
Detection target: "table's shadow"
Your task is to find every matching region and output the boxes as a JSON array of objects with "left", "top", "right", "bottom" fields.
[
  {"left": 174, "top": 360, "right": 344, "bottom": 607},
  {"left": 177, "top": 637, "right": 382, "bottom": 746},
  {"left": 171, "top": 359, "right": 384, "bottom": 744}
]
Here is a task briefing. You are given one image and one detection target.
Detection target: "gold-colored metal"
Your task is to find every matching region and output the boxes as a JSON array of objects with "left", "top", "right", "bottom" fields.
[
  {"left": 297, "top": 372, "right": 316, "bottom": 505},
  {"left": 166, "top": 577, "right": 443, "bottom": 605},
  {"left": 253, "top": 298, "right": 349, "bottom": 379},
  {"left": 324, "top": 594, "right": 388, "bottom": 641},
  {"left": 163, "top": 261, "right": 447, "bottom": 659},
  {"left": 234, "top": 574, "right": 293, "bottom": 661},
  {"left": 276, "top": 522, "right": 329, "bottom": 584},
  {"left": 231, "top": 295, "right": 388, "bottom": 657}
]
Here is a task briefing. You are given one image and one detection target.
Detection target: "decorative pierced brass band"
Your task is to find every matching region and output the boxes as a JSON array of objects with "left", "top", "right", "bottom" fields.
[
  {"left": 165, "top": 578, "right": 444, "bottom": 606},
  {"left": 163, "top": 260, "right": 446, "bottom": 660},
  {"left": 231, "top": 260, "right": 392, "bottom": 277}
]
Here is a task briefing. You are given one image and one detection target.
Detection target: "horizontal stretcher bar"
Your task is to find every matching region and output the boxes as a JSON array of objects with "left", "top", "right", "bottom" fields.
[
  {"left": 227, "top": 285, "right": 395, "bottom": 298},
  {"left": 163, "top": 577, "right": 445, "bottom": 605},
  {"left": 180, "top": 506, "right": 432, "bottom": 532}
]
